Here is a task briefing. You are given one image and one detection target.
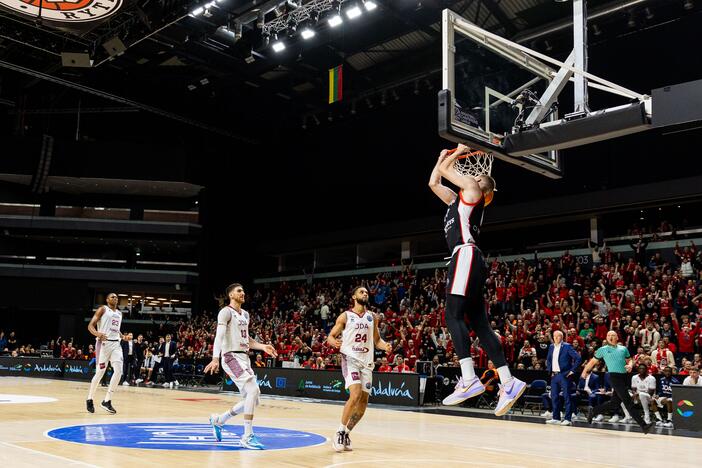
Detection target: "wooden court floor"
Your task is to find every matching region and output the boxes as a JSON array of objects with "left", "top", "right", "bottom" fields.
[{"left": 0, "top": 376, "right": 696, "bottom": 468}]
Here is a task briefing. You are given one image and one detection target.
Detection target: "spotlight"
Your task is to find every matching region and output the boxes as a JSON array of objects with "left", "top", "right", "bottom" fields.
[
  {"left": 346, "top": 4, "right": 363, "bottom": 19},
  {"left": 363, "top": 0, "right": 377, "bottom": 11},
  {"left": 205, "top": 1, "right": 215, "bottom": 7},
  {"left": 328, "top": 13, "right": 343, "bottom": 27},
  {"left": 256, "top": 12, "right": 265, "bottom": 29},
  {"left": 554, "top": 0, "right": 568, "bottom": 3},
  {"left": 272, "top": 40, "right": 286, "bottom": 52},
  {"left": 262, "top": 32, "right": 271, "bottom": 46},
  {"left": 190, "top": 6, "right": 204, "bottom": 16},
  {"left": 301, "top": 27, "right": 316, "bottom": 39}
]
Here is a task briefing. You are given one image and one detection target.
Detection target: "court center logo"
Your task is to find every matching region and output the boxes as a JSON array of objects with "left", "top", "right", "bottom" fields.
[
  {"left": 676, "top": 400, "right": 694, "bottom": 418},
  {"left": 46, "top": 423, "right": 327, "bottom": 451},
  {"left": 0, "top": 0, "right": 123, "bottom": 23}
]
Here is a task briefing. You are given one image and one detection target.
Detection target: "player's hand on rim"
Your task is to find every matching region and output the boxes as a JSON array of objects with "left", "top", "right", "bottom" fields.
[{"left": 204, "top": 359, "right": 220, "bottom": 375}]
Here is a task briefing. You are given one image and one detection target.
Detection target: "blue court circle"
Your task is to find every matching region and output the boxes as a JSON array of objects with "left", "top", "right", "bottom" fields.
[{"left": 46, "top": 423, "right": 327, "bottom": 451}]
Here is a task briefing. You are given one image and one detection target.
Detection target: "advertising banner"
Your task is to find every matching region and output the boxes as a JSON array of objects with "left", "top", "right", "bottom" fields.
[{"left": 223, "top": 367, "right": 419, "bottom": 407}]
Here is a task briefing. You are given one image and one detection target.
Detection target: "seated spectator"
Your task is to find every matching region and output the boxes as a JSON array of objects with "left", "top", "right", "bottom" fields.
[
  {"left": 683, "top": 367, "right": 701, "bottom": 386},
  {"left": 253, "top": 354, "right": 266, "bottom": 368},
  {"left": 631, "top": 364, "right": 656, "bottom": 424},
  {"left": 377, "top": 357, "right": 392, "bottom": 372},
  {"left": 392, "top": 356, "right": 411, "bottom": 373}
]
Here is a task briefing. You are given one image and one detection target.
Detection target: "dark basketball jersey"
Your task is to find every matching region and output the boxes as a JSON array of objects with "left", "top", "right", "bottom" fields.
[
  {"left": 658, "top": 376, "right": 679, "bottom": 398},
  {"left": 444, "top": 192, "right": 484, "bottom": 252}
]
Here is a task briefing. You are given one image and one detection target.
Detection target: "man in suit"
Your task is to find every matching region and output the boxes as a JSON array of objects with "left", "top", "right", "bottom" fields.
[
  {"left": 120, "top": 333, "right": 135, "bottom": 386},
  {"left": 159, "top": 334, "right": 178, "bottom": 388},
  {"left": 545, "top": 330, "right": 582, "bottom": 425},
  {"left": 133, "top": 334, "right": 146, "bottom": 383}
]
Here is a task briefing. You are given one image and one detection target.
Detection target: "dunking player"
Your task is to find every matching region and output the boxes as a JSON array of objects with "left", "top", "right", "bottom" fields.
[
  {"left": 327, "top": 286, "right": 392, "bottom": 452},
  {"left": 429, "top": 144, "right": 527, "bottom": 415},
  {"left": 86, "top": 292, "right": 123, "bottom": 414},
  {"left": 206, "top": 283, "right": 278, "bottom": 450}
]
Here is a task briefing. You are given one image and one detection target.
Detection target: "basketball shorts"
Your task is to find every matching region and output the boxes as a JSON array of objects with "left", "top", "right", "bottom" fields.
[
  {"left": 341, "top": 355, "right": 373, "bottom": 394},
  {"left": 447, "top": 245, "right": 485, "bottom": 297},
  {"left": 221, "top": 351, "right": 256, "bottom": 393},
  {"left": 96, "top": 339, "right": 123, "bottom": 371}
]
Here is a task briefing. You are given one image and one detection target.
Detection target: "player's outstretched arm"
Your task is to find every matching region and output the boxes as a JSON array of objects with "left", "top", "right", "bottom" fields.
[
  {"left": 326, "top": 313, "right": 347, "bottom": 349},
  {"left": 87, "top": 307, "right": 107, "bottom": 341},
  {"left": 249, "top": 337, "right": 278, "bottom": 357},
  {"left": 429, "top": 149, "right": 457, "bottom": 205}
]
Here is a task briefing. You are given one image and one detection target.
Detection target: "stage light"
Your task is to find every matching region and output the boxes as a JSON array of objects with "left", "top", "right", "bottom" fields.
[
  {"left": 190, "top": 6, "right": 204, "bottom": 16},
  {"left": 363, "top": 0, "right": 377, "bottom": 11},
  {"left": 301, "top": 27, "right": 316, "bottom": 39},
  {"left": 272, "top": 40, "right": 286, "bottom": 52},
  {"left": 684, "top": 0, "right": 694, "bottom": 10},
  {"left": 328, "top": 14, "right": 343, "bottom": 27},
  {"left": 346, "top": 4, "right": 363, "bottom": 19}
]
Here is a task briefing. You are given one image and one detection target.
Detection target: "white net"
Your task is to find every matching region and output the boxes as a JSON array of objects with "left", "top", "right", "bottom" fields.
[{"left": 453, "top": 150, "right": 494, "bottom": 177}]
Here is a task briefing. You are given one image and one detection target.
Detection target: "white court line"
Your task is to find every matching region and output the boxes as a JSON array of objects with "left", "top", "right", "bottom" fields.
[
  {"left": 0, "top": 441, "right": 101, "bottom": 467},
  {"left": 324, "top": 458, "right": 524, "bottom": 468}
]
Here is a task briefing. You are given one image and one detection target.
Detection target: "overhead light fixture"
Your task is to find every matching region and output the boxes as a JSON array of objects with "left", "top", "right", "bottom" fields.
[
  {"left": 644, "top": 7, "right": 654, "bottom": 19},
  {"left": 205, "top": 1, "right": 215, "bottom": 7},
  {"left": 328, "top": 14, "right": 343, "bottom": 27},
  {"left": 301, "top": 27, "right": 316, "bottom": 39},
  {"left": 684, "top": 0, "right": 694, "bottom": 9},
  {"left": 592, "top": 24, "right": 602, "bottom": 36},
  {"left": 363, "top": 0, "right": 377, "bottom": 11},
  {"left": 555, "top": 0, "right": 568, "bottom": 3},
  {"left": 272, "top": 40, "right": 286, "bottom": 52},
  {"left": 346, "top": 4, "right": 363, "bottom": 19},
  {"left": 187, "top": 84, "right": 197, "bottom": 91},
  {"left": 190, "top": 6, "right": 204, "bottom": 16},
  {"left": 216, "top": 0, "right": 225, "bottom": 3}
]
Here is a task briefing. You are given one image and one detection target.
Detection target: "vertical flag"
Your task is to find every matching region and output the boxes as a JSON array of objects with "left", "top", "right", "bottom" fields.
[{"left": 328, "top": 65, "right": 343, "bottom": 104}]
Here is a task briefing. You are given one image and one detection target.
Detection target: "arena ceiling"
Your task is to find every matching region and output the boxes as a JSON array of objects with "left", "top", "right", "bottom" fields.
[{"left": 0, "top": 0, "right": 700, "bottom": 137}]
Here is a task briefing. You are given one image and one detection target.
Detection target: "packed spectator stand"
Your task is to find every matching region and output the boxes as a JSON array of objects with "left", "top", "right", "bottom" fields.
[{"left": 2, "top": 233, "right": 701, "bottom": 394}]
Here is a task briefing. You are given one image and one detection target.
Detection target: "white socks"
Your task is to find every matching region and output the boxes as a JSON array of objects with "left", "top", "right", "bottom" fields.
[
  {"left": 459, "top": 357, "right": 476, "bottom": 381},
  {"left": 497, "top": 365, "right": 514, "bottom": 384},
  {"left": 243, "top": 419, "right": 253, "bottom": 437},
  {"left": 338, "top": 424, "right": 348, "bottom": 433},
  {"left": 219, "top": 401, "right": 245, "bottom": 423}
]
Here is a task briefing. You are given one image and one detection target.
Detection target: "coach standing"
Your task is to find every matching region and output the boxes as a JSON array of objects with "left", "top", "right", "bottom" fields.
[
  {"left": 545, "top": 330, "right": 581, "bottom": 425},
  {"left": 583, "top": 330, "right": 654, "bottom": 434}
]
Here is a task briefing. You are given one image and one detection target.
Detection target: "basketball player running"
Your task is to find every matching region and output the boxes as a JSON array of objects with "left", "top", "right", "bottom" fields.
[
  {"left": 430, "top": 144, "right": 527, "bottom": 416},
  {"left": 582, "top": 330, "right": 655, "bottom": 434},
  {"left": 327, "top": 286, "right": 392, "bottom": 452},
  {"left": 86, "top": 292, "right": 124, "bottom": 414},
  {"left": 206, "top": 283, "right": 278, "bottom": 450}
]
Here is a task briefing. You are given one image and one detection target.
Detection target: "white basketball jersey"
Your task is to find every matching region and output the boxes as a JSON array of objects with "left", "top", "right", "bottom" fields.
[
  {"left": 97, "top": 306, "right": 122, "bottom": 340},
  {"left": 340, "top": 310, "right": 375, "bottom": 369},
  {"left": 219, "top": 306, "right": 250, "bottom": 353}
]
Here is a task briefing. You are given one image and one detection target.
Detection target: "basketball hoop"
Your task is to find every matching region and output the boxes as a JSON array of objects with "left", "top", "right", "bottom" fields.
[{"left": 447, "top": 148, "right": 494, "bottom": 178}]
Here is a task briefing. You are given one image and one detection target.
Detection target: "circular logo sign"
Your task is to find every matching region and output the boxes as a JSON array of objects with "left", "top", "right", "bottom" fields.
[
  {"left": 0, "top": 0, "right": 123, "bottom": 23},
  {"left": 46, "top": 423, "right": 327, "bottom": 451},
  {"left": 677, "top": 400, "right": 694, "bottom": 418}
]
